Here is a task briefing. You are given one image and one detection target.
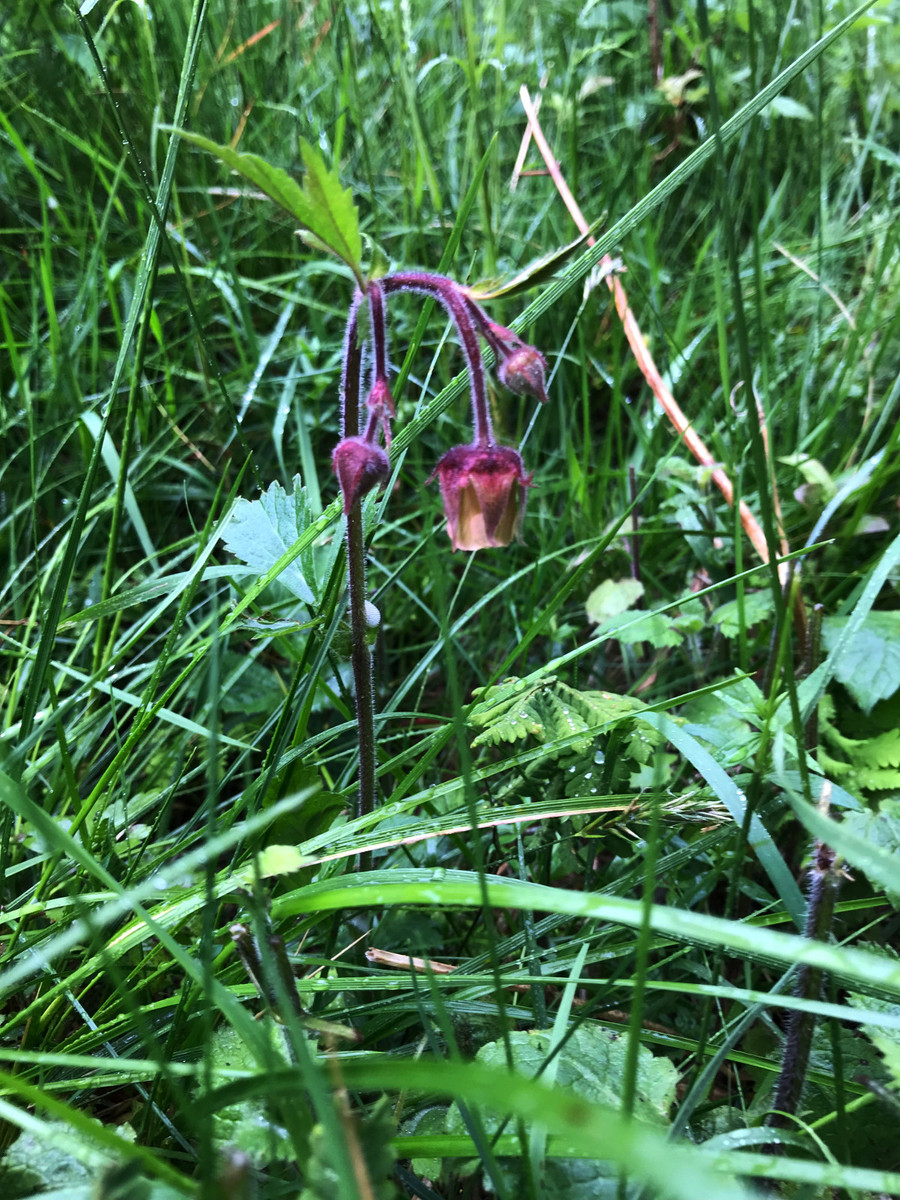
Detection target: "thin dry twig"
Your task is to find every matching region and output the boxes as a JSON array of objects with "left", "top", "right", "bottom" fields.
[{"left": 517, "top": 86, "right": 780, "bottom": 576}]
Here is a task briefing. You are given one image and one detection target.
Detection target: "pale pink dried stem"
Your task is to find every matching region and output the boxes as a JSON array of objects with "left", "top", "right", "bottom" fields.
[{"left": 518, "top": 85, "right": 778, "bottom": 576}]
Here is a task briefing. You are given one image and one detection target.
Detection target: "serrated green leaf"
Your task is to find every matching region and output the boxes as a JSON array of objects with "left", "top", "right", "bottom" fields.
[
  {"left": 300, "top": 1099, "right": 396, "bottom": 1200},
  {"left": 169, "top": 130, "right": 362, "bottom": 282},
  {"left": 202, "top": 1026, "right": 293, "bottom": 1164},
  {"left": 786, "top": 793, "right": 900, "bottom": 909},
  {"left": 601, "top": 610, "right": 683, "bottom": 648},
  {"left": 873, "top": 1037, "right": 900, "bottom": 1091},
  {"left": 297, "top": 139, "right": 363, "bottom": 279},
  {"left": 822, "top": 612, "right": 900, "bottom": 714},
  {"left": 222, "top": 477, "right": 339, "bottom": 607}
]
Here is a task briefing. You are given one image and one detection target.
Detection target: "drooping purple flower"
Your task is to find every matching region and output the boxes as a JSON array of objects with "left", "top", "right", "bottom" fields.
[{"left": 428, "top": 443, "right": 532, "bottom": 551}]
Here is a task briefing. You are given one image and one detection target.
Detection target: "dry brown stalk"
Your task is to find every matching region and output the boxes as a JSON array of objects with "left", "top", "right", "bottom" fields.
[{"left": 517, "top": 85, "right": 783, "bottom": 578}]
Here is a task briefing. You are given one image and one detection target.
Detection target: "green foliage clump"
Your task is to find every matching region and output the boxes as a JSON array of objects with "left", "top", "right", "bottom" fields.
[
  {"left": 469, "top": 676, "right": 666, "bottom": 792},
  {"left": 443, "top": 1024, "right": 677, "bottom": 1197}
]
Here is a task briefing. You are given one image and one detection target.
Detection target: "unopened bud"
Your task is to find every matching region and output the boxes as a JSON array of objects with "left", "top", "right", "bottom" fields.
[
  {"left": 332, "top": 436, "right": 389, "bottom": 513},
  {"left": 498, "top": 345, "right": 549, "bottom": 404}
]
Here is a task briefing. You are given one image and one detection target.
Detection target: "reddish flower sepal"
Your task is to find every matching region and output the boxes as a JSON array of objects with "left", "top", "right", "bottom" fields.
[
  {"left": 428, "top": 443, "right": 532, "bottom": 551},
  {"left": 497, "top": 344, "right": 549, "bottom": 404},
  {"left": 333, "top": 436, "right": 389, "bottom": 513}
]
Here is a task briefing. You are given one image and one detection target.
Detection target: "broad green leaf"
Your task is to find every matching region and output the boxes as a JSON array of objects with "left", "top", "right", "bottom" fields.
[
  {"left": 202, "top": 1026, "right": 293, "bottom": 1163},
  {"left": 200, "top": 1056, "right": 755, "bottom": 1200},
  {"left": 585, "top": 577, "right": 644, "bottom": 625},
  {"left": 711, "top": 590, "right": 776, "bottom": 636},
  {"left": 169, "top": 131, "right": 363, "bottom": 282},
  {"left": 783, "top": 790, "right": 900, "bottom": 909},
  {"left": 301, "top": 1099, "right": 396, "bottom": 1200},
  {"left": 840, "top": 803, "right": 900, "bottom": 909},
  {"left": 762, "top": 95, "right": 814, "bottom": 120},
  {"left": 0, "top": 1124, "right": 94, "bottom": 1198},
  {"left": 258, "top": 844, "right": 315, "bottom": 876},
  {"left": 222, "top": 477, "right": 340, "bottom": 607},
  {"left": 601, "top": 610, "right": 683, "bottom": 649},
  {"left": 874, "top": 1037, "right": 900, "bottom": 1091},
  {"left": 822, "top": 611, "right": 900, "bottom": 713}
]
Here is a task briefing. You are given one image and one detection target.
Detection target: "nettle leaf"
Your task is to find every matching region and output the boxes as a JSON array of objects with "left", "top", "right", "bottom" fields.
[
  {"left": 823, "top": 611, "right": 900, "bottom": 714},
  {"left": 444, "top": 1025, "right": 676, "bottom": 1199},
  {"left": 847, "top": 971, "right": 900, "bottom": 1093},
  {"left": 874, "top": 1038, "right": 900, "bottom": 1092},
  {"left": 222, "top": 476, "right": 340, "bottom": 608},
  {"left": 171, "top": 131, "right": 363, "bottom": 282}
]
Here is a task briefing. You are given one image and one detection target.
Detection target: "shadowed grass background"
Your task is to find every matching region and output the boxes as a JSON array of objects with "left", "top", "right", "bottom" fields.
[{"left": 1, "top": 0, "right": 899, "bottom": 1196}]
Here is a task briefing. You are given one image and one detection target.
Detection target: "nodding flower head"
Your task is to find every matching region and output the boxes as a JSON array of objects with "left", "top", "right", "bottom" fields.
[
  {"left": 498, "top": 344, "right": 549, "bottom": 405},
  {"left": 333, "top": 436, "right": 390, "bottom": 514},
  {"left": 428, "top": 443, "right": 532, "bottom": 552}
]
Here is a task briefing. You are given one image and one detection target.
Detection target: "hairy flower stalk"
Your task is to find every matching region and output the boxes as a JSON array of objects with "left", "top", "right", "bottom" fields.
[
  {"left": 332, "top": 272, "right": 547, "bottom": 836},
  {"left": 333, "top": 289, "right": 382, "bottom": 851},
  {"left": 765, "top": 839, "right": 841, "bottom": 1145},
  {"left": 379, "top": 272, "right": 495, "bottom": 447}
]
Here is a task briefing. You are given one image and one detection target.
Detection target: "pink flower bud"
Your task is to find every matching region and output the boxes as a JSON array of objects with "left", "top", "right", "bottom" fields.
[
  {"left": 498, "top": 345, "right": 549, "bottom": 404},
  {"left": 427, "top": 443, "right": 532, "bottom": 551},
  {"left": 332, "top": 436, "right": 389, "bottom": 513}
]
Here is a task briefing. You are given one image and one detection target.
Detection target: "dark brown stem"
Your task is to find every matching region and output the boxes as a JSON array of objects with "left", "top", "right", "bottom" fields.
[
  {"left": 340, "top": 290, "right": 364, "bottom": 439},
  {"left": 338, "top": 288, "right": 377, "bottom": 867},
  {"left": 346, "top": 497, "right": 377, "bottom": 860},
  {"left": 804, "top": 604, "right": 824, "bottom": 754},
  {"left": 368, "top": 281, "right": 388, "bottom": 384},
  {"left": 766, "top": 841, "right": 840, "bottom": 1142}
]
